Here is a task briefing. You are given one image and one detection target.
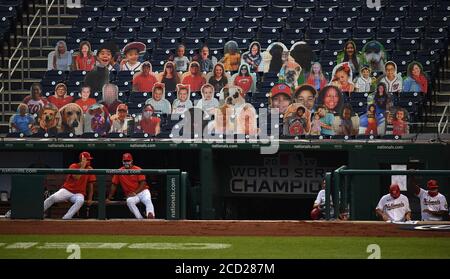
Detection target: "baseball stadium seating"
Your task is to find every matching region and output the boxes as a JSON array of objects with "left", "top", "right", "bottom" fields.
[{"left": 0, "top": 0, "right": 450, "bottom": 137}]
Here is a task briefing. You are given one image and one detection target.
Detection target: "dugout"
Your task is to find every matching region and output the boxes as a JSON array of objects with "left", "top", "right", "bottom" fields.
[{"left": 0, "top": 141, "right": 449, "bottom": 221}]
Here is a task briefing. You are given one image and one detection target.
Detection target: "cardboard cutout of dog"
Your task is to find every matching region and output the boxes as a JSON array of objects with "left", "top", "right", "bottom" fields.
[
  {"left": 289, "top": 41, "right": 315, "bottom": 82},
  {"left": 262, "top": 42, "right": 288, "bottom": 73},
  {"left": 57, "top": 103, "right": 84, "bottom": 135},
  {"left": 34, "top": 104, "right": 59, "bottom": 135},
  {"left": 361, "top": 40, "right": 387, "bottom": 74}
]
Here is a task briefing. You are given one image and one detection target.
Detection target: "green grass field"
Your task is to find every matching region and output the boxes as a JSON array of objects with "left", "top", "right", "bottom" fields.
[{"left": 1, "top": 235, "right": 449, "bottom": 259}]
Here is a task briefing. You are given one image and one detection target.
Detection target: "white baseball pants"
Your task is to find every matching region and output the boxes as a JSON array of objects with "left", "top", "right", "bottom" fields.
[
  {"left": 43, "top": 188, "right": 84, "bottom": 220},
  {"left": 126, "top": 189, "right": 155, "bottom": 219}
]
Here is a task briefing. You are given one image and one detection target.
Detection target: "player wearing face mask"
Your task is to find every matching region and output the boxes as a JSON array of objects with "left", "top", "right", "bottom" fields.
[{"left": 107, "top": 153, "right": 155, "bottom": 219}]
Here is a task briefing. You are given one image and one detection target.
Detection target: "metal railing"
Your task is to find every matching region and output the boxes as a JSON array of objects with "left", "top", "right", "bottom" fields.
[
  {"left": 438, "top": 105, "right": 449, "bottom": 134},
  {"left": 8, "top": 42, "right": 24, "bottom": 111},
  {"left": 27, "top": 9, "right": 43, "bottom": 78},
  {"left": 0, "top": 73, "right": 4, "bottom": 123},
  {"left": 45, "top": 0, "right": 60, "bottom": 46},
  {"left": 325, "top": 166, "right": 450, "bottom": 220}
]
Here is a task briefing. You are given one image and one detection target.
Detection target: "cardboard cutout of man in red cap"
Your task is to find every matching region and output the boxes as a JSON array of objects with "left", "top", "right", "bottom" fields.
[
  {"left": 375, "top": 184, "right": 411, "bottom": 222},
  {"left": 411, "top": 179, "right": 448, "bottom": 221},
  {"left": 107, "top": 153, "right": 155, "bottom": 219},
  {"left": 43, "top": 151, "right": 96, "bottom": 219}
]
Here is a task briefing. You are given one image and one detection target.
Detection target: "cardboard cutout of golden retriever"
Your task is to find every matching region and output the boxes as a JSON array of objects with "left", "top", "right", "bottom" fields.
[{"left": 57, "top": 103, "right": 84, "bottom": 135}]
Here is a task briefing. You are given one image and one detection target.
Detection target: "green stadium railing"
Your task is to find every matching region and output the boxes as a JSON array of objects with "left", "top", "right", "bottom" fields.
[
  {"left": 0, "top": 168, "right": 188, "bottom": 220},
  {"left": 325, "top": 166, "right": 450, "bottom": 220}
]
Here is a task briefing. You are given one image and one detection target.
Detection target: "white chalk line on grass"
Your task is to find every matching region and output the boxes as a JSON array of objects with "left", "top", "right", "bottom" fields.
[{"left": 1, "top": 242, "right": 232, "bottom": 250}]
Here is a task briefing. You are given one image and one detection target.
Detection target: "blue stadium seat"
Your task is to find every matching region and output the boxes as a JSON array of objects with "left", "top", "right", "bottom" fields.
[
  {"left": 286, "top": 16, "right": 310, "bottom": 30},
  {"left": 103, "top": 7, "right": 125, "bottom": 18},
  {"left": 154, "top": 0, "right": 176, "bottom": 8},
  {"left": 125, "top": 7, "right": 148, "bottom": 18},
  {"left": 261, "top": 17, "right": 285, "bottom": 30},
  {"left": 121, "top": 17, "right": 142, "bottom": 29},
  {"left": 267, "top": 7, "right": 290, "bottom": 19},
  {"left": 272, "top": 0, "right": 295, "bottom": 8},
  {"left": 131, "top": 0, "right": 154, "bottom": 8},
  {"left": 149, "top": 6, "right": 173, "bottom": 19},
  {"left": 238, "top": 17, "right": 260, "bottom": 29},
  {"left": 197, "top": 6, "right": 219, "bottom": 19},
  {"left": 243, "top": 6, "right": 266, "bottom": 19},
  {"left": 220, "top": 7, "right": 242, "bottom": 19},
  {"left": 214, "top": 17, "right": 237, "bottom": 30},
  {"left": 202, "top": 0, "right": 223, "bottom": 8},
  {"left": 397, "top": 38, "right": 421, "bottom": 51},
  {"left": 248, "top": 0, "right": 270, "bottom": 8}
]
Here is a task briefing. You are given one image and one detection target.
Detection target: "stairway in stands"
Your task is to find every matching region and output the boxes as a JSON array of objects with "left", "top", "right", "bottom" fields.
[
  {"left": 427, "top": 47, "right": 450, "bottom": 134},
  {"left": 0, "top": 1, "right": 78, "bottom": 134}
]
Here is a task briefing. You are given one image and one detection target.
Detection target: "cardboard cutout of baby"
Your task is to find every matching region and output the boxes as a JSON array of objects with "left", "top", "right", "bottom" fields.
[
  {"left": 283, "top": 103, "right": 311, "bottom": 136},
  {"left": 262, "top": 42, "right": 288, "bottom": 73},
  {"left": 332, "top": 104, "right": 360, "bottom": 136}
]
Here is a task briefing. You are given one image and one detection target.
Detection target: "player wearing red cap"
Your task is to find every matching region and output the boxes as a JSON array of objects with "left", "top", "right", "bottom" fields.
[
  {"left": 310, "top": 179, "right": 334, "bottom": 220},
  {"left": 412, "top": 179, "right": 448, "bottom": 221},
  {"left": 43, "top": 152, "right": 96, "bottom": 219},
  {"left": 375, "top": 184, "right": 411, "bottom": 222},
  {"left": 107, "top": 153, "right": 155, "bottom": 219}
]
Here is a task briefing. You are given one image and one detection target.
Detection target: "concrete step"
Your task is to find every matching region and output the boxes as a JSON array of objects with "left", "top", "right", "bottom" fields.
[
  {"left": 441, "top": 80, "right": 450, "bottom": 92},
  {"left": 1, "top": 78, "right": 41, "bottom": 91}
]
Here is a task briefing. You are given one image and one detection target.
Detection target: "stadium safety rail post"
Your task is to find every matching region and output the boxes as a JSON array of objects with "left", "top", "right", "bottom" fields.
[
  {"left": 438, "top": 105, "right": 449, "bottom": 134},
  {"left": 45, "top": 0, "right": 60, "bottom": 46},
  {"left": 0, "top": 73, "right": 4, "bottom": 124},
  {"left": 7, "top": 42, "right": 24, "bottom": 104},
  {"left": 324, "top": 172, "right": 332, "bottom": 220},
  {"left": 26, "top": 9, "right": 43, "bottom": 78},
  {"left": 333, "top": 167, "right": 450, "bottom": 220},
  {"left": 0, "top": 168, "right": 188, "bottom": 220}
]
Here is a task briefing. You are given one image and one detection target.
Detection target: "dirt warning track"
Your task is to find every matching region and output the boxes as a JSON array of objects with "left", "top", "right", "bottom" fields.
[{"left": 1, "top": 220, "right": 450, "bottom": 237}]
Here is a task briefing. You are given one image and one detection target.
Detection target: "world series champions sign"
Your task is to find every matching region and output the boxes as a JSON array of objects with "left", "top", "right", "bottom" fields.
[{"left": 228, "top": 152, "right": 339, "bottom": 196}]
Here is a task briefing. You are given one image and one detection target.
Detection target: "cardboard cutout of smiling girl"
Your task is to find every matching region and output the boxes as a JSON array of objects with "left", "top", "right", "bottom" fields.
[
  {"left": 262, "top": 42, "right": 288, "bottom": 73},
  {"left": 241, "top": 41, "right": 264, "bottom": 73},
  {"left": 330, "top": 62, "right": 355, "bottom": 93},
  {"left": 403, "top": 61, "right": 428, "bottom": 93},
  {"left": 231, "top": 63, "right": 256, "bottom": 96},
  {"left": 317, "top": 85, "right": 344, "bottom": 115}
]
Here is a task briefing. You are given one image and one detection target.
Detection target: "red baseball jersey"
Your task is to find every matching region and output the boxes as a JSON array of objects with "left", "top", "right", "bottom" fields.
[
  {"left": 63, "top": 163, "right": 96, "bottom": 196},
  {"left": 111, "top": 165, "right": 148, "bottom": 196}
]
